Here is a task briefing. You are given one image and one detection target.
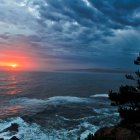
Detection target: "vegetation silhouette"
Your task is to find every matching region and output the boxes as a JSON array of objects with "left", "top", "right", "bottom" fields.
[
  {"left": 109, "top": 54, "right": 140, "bottom": 123},
  {"left": 83, "top": 54, "right": 140, "bottom": 140}
]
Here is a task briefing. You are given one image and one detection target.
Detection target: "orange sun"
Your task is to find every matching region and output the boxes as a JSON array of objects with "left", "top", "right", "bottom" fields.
[
  {"left": 10, "top": 64, "right": 17, "bottom": 68},
  {"left": 0, "top": 62, "right": 19, "bottom": 70}
]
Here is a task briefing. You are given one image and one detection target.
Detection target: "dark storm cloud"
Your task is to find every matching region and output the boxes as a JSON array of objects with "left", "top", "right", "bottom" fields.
[
  {"left": 89, "top": 0, "right": 140, "bottom": 27},
  {"left": 32, "top": 0, "right": 140, "bottom": 49},
  {"left": 0, "top": 0, "right": 140, "bottom": 69}
]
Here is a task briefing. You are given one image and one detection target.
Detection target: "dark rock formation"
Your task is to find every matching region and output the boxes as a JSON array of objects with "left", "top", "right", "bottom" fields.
[
  {"left": 85, "top": 133, "right": 94, "bottom": 140},
  {"left": 0, "top": 123, "right": 19, "bottom": 140},
  {"left": 10, "top": 136, "right": 19, "bottom": 140},
  {"left": 85, "top": 123, "right": 140, "bottom": 140},
  {"left": 3, "top": 123, "right": 19, "bottom": 132}
]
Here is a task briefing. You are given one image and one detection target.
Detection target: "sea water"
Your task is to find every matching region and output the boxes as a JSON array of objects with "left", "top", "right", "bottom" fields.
[{"left": 0, "top": 71, "right": 127, "bottom": 140}]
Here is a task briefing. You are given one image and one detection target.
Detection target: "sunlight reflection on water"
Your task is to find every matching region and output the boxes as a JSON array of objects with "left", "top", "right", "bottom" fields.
[
  {"left": 0, "top": 105, "right": 23, "bottom": 118},
  {"left": 0, "top": 73, "right": 18, "bottom": 94}
]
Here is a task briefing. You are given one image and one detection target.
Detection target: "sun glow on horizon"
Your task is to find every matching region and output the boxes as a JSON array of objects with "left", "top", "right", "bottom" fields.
[
  {"left": 10, "top": 64, "right": 18, "bottom": 68},
  {"left": 0, "top": 62, "right": 19, "bottom": 69},
  {"left": 0, "top": 40, "right": 41, "bottom": 71}
]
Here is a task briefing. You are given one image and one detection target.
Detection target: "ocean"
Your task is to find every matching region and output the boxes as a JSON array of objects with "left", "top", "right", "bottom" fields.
[{"left": 0, "top": 71, "right": 128, "bottom": 140}]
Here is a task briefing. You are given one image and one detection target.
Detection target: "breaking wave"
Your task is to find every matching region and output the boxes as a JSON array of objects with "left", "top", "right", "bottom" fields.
[
  {"left": 0, "top": 117, "right": 99, "bottom": 140},
  {"left": 0, "top": 95, "right": 119, "bottom": 140},
  {"left": 90, "top": 94, "right": 108, "bottom": 98}
]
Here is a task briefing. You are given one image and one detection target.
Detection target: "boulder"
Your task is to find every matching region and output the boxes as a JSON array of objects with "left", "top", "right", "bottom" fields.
[
  {"left": 3, "top": 123, "right": 19, "bottom": 132},
  {"left": 10, "top": 136, "right": 19, "bottom": 140}
]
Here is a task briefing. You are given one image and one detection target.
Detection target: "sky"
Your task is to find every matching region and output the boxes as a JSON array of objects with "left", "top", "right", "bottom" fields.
[{"left": 0, "top": 0, "right": 140, "bottom": 71}]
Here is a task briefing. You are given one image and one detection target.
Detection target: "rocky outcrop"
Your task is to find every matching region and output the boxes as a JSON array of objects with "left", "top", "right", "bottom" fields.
[
  {"left": 0, "top": 136, "right": 19, "bottom": 140},
  {"left": 10, "top": 136, "right": 19, "bottom": 140},
  {"left": 85, "top": 123, "right": 140, "bottom": 140},
  {"left": 0, "top": 123, "right": 19, "bottom": 140},
  {"left": 2, "top": 123, "right": 19, "bottom": 133}
]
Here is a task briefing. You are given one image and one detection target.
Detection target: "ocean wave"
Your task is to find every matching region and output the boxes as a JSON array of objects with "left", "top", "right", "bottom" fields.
[
  {"left": 0, "top": 96, "right": 119, "bottom": 140},
  {"left": 0, "top": 117, "right": 99, "bottom": 140},
  {"left": 7, "top": 95, "right": 111, "bottom": 118},
  {"left": 90, "top": 94, "right": 108, "bottom": 98},
  {"left": 80, "top": 122, "right": 99, "bottom": 139},
  {"left": 94, "top": 108, "right": 119, "bottom": 116},
  {"left": 10, "top": 97, "right": 46, "bottom": 105},
  {"left": 10, "top": 96, "right": 93, "bottom": 106},
  {"left": 47, "top": 96, "right": 92, "bottom": 104},
  {"left": 8, "top": 96, "right": 95, "bottom": 117}
]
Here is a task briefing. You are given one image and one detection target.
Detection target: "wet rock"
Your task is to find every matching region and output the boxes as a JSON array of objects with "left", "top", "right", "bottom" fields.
[
  {"left": 0, "top": 138, "right": 4, "bottom": 140},
  {"left": 94, "top": 126, "right": 137, "bottom": 140},
  {"left": 3, "top": 123, "right": 19, "bottom": 132},
  {"left": 10, "top": 136, "right": 19, "bottom": 140},
  {"left": 85, "top": 124, "right": 140, "bottom": 140},
  {"left": 85, "top": 133, "right": 94, "bottom": 140}
]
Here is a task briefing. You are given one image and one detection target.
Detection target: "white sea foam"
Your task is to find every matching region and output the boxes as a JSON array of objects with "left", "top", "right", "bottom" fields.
[
  {"left": 0, "top": 117, "right": 99, "bottom": 140},
  {"left": 10, "top": 96, "right": 93, "bottom": 107},
  {"left": 47, "top": 96, "right": 91, "bottom": 104},
  {"left": 2, "top": 96, "right": 118, "bottom": 140},
  {"left": 10, "top": 97, "right": 46, "bottom": 105},
  {"left": 0, "top": 117, "right": 25, "bottom": 140},
  {"left": 90, "top": 94, "right": 108, "bottom": 98},
  {"left": 0, "top": 117, "right": 61, "bottom": 140},
  {"left": 80, "top": 122, "right": 99, "bottom": 140}
]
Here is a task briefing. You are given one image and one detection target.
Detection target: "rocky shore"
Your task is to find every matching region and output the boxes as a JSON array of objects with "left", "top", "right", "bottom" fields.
[
  {"left": 1, "top": 121, "right": 140, "bottom": 140},
  {"left": 85, "top": 122, "right": 140, "bottom": 140},
  {"left": 0, "top": 123, "right": 19, "bottom": 140}
]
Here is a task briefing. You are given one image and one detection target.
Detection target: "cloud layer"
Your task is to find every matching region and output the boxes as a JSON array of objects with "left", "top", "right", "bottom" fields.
[{"left": 0, "top": 0, "right": 140, "bottom": 70}]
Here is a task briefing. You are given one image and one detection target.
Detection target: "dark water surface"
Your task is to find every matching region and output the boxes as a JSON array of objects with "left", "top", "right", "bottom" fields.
[{"left": 0, "top": 71, "right": 127, "bottom": 139}]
